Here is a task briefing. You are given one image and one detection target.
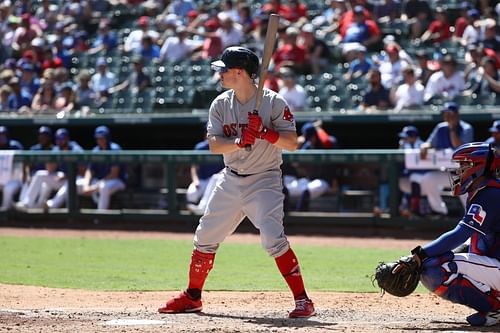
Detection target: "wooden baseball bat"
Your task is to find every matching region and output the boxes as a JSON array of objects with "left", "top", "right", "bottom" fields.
[{"left": 246, "top": 13, "right": 280, "bottom": 151}]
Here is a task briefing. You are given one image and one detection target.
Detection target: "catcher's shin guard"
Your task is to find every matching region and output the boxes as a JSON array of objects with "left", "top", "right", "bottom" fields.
[
  {"left": 421, "top": 263, "right": 500, "bottom": 313},
  {"left": 188, "top": 249, "right": 215, "bottom": 291}
]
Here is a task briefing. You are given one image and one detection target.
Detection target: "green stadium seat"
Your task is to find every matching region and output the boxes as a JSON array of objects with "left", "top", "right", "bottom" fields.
[
  {"left": 328, "top": 95, "right": 352, "bottom": 111},
  {"left": 133, "top": 89, "right": 154, "bottom": 113}
]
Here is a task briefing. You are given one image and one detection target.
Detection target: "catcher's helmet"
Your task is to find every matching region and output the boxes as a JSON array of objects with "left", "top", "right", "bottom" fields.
[
  {"left": 211, "top": 47, "right": 259, "bottom": 79},
  {"left": 449, "top": 142, "right": 499, "bottom": 196}
]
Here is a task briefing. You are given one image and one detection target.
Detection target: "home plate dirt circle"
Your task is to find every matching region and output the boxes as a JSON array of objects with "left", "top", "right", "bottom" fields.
[{"left": 101, "top": 319, "right": 172, "bottom": 326}]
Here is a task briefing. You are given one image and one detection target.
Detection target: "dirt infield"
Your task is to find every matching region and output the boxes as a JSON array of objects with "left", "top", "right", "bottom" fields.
[{"left": 0, "top": 228, "right": 497, "bottom": 332}]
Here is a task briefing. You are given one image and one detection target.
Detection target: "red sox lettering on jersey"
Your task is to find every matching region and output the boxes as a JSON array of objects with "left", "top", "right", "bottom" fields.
[
  {"left": 221, "top": 106, "right": 294, "bottom": 139},
  {"left": 208, "top": 88, "right": 295, "bottom": 174}
]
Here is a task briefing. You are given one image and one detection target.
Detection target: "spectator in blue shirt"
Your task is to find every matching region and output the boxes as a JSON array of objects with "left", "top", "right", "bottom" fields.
[
  {"left": 422, "top": 102, "right": 474, "bottom": 151},
  {"left": 139, "top": 35, "right": 160, "bottom": 62},
  {"left": 344, "top": 45, "right": 373, "bottom": 82},
  {"left": 170, "top": 0, "right": 196, "bottom": 17},
  {"left": 83, "top": 126, "right": 126, "bottom": 210},
  {"left": 89, "top": 20, "right": 118, "bottom": 55},
  {"left": 8, "top": 76, "right": 32, "bottom": 111},
  {"left": 418, "top": 102, "right": 473, "bottom": 216},
  {"left": 359, "top": 69, "right": 392, "bottom": 111},
  {"left": 19, "top": 63, "right": 40, "bottom": 96}
]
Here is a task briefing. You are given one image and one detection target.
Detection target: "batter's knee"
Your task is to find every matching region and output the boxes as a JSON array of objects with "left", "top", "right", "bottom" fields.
[
  {"left": 263, "top": 237, "right": 289, "bottom": 258},
  {"left": 193, "top": 225, "right": 220, "bottom": 254}
]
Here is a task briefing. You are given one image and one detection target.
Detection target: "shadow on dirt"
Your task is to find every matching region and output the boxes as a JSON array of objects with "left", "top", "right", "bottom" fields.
[
  {"left": 197, "top": 312, "right": 337, "bottom": 330},
  {"left": 399, "top": 320, "right": 499, "bottom": 332}
]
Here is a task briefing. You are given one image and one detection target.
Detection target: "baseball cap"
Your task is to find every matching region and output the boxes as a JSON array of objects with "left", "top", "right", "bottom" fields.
[
  {"left": 31, "top": 37, "right": 45, "bottom": 48},
  {"left": 23, "top": 50, "right": 34, "bottom": 59},
  {"left": 94, "top": 125, "right": 110, "bottom": 139},
  {"left": 204, "top": 19, "right": 219, "bottom": 30},
  {"left": 301, "top": 122, "right": 317, "bottom": 139},
  {"left": 467, "top": 9, "right": 480, "bottom": 18},
  {"left": 286, "top": 26, "right": 300, "bottom": 36},
  {"left": 386, "top": 44, "right": 399, "bottom": 54},
  {"left": 441, "top": 102, "right": 460, "bottom": 113},
  {"left": 96, "top": 57, "right": 107, "bottom": 67},
  {"left": 21, "top": 63, "right": 34, "bottom": 71},
  {"left": 211, "top": 46, "right": 260, "bottom": 79},
  {"left": 55, "top": 128, "right": 69, "bottom": 139},
  {"left": 398, "top": 126, "right": 419, "bottom": 138},
  {"left": 138, "top": 16, "right": 149, "bottom": 26},
  {"left": 38, "top": 126, "right": 52, "bottom": 135},
  {"left": 461, "top": 1, "right": 472, "bottom": 9},
  {"left": 302, "top": 24, "right": 314, "bottom": 33},
  {"left": 353, "top": 5, "right": 364, "bottom": 14},
  {"left": 489, "top": 120, "right": 500, "bottom": 133}
]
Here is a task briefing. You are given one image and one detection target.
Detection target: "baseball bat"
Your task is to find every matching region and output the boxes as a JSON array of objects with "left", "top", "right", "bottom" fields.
[{"left": 246, "top": 13, "right": 280, "bottom": 151}]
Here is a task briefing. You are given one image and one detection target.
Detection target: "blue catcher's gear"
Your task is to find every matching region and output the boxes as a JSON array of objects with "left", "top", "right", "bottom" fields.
[
  {"left": 420, "top": 252, "right": 500, "bottom": 314},
  {"left": 448, "top": 142, "right": 500, "bottom": 196}
]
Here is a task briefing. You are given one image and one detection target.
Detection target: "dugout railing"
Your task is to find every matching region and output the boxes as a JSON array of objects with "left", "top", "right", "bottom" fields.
[{"left": 0, "top": 150, "right": 459, "bottom": 230}]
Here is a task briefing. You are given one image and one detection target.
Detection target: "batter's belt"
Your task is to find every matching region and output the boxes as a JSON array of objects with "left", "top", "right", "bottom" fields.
[{"left": 226, "top": 166, "right": 276, "bottom": 177}]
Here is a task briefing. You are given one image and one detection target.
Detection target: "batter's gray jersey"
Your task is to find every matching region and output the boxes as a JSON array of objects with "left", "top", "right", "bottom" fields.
[
  {"left": 207, "top": 87, "right": 296, "bottom": 174},
  {"left": 194, "top": 87, "right": 296, "bottom": 258}
]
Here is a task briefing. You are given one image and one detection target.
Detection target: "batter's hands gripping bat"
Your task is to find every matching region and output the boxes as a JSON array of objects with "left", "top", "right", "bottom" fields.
[{"left": 246, "top": 14, "right": 280, "bottom": 151}]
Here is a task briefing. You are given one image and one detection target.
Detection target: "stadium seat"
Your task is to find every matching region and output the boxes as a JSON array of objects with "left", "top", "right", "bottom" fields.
[{"left": 133, "top": 89, "right": 154, "bottom": 113}]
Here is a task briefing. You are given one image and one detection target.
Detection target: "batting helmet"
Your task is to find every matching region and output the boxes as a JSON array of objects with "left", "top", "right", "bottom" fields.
[
  {"left": 449, "top": 142, "right": 499, "bottom": 196},
  {"left": 211, "top": 47, "right": 259, "bottom": 79}
]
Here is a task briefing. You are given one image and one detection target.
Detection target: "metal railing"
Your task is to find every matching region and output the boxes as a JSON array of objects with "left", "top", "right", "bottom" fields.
[{"left": 7, "top": 149, "right": 403, "bottom": 219}]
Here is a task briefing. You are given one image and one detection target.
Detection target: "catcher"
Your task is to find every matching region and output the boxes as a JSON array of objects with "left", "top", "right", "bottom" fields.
[{"left": 375, "top": 142, "right": 500, "bottom": 327}]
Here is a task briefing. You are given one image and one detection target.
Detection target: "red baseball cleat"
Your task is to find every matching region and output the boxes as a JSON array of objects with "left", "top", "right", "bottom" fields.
[
  {"left": 158, "top": 291, "right": 202, "bottom": 313},
  {"left": 289, "top": 297, "right": 315, "bottom": 318}
]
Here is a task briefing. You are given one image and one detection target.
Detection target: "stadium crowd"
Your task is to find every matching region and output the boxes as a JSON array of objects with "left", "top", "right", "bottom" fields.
[{"left": 0, "top": 0, "right": 498, "bottom": 114}]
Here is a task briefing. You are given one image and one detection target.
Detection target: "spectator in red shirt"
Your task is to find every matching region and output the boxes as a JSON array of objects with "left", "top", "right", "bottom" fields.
[
  {"left": 261, "top": 0, "right": 288, "bottom": 16},
  {"left": 341, "top": 6, "right": 381, "bottom": 49},
  {"left": 190, "top": 19, "right": 223, "bottom": 61},
  {"left": 338, "top": 4, "right": 371, "bottom": 37},
  {"left": 421, "top": 7, "right": 451, "bottom": 43},
  {"left": 272, "top": 26, "right": 307, "bottom": 73},
  {"left": 454, "top": 1, "right": 473, "bottom": 38},
  {"left": 282, "top": 0, "right": 308, "bottom": 24},
  {"left": 264, "top": 68, "right": 280, "bottom": 93}
]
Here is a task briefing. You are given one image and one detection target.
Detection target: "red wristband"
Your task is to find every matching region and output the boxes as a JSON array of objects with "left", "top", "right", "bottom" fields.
[{"left": 260, "top": 127, "right": 279, "bottom": 144}]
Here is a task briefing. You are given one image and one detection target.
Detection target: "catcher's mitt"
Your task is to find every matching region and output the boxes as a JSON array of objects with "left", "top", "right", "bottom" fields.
[{"left": 374, "top": 256, "right": 421, "bottom": 297}]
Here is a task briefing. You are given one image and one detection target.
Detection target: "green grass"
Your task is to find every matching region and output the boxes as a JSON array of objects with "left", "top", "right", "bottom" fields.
[{"left": 0, "top": 236, "right": 408, "bottom": 292}]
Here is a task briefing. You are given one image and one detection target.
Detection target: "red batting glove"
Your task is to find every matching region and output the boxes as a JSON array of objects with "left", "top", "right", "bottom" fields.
[
  {"left": 258, "top": 127, "right": 280, "bottom": 144},
  {"left": 247, "top": 112, "right": 263, "bottom": 132},
  {"left": 236, "top": 127, "right": 257, "bottom": 148}
]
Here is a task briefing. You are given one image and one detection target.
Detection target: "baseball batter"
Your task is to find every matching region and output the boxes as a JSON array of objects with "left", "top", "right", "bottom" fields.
[{"left": 158, "top": 47, "right": 315, "bottom": 318}]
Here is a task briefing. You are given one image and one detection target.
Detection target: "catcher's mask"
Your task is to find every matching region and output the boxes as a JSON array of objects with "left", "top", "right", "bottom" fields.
[{"left": 447, "top": 142, "right": 499, "bottom": 196}]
